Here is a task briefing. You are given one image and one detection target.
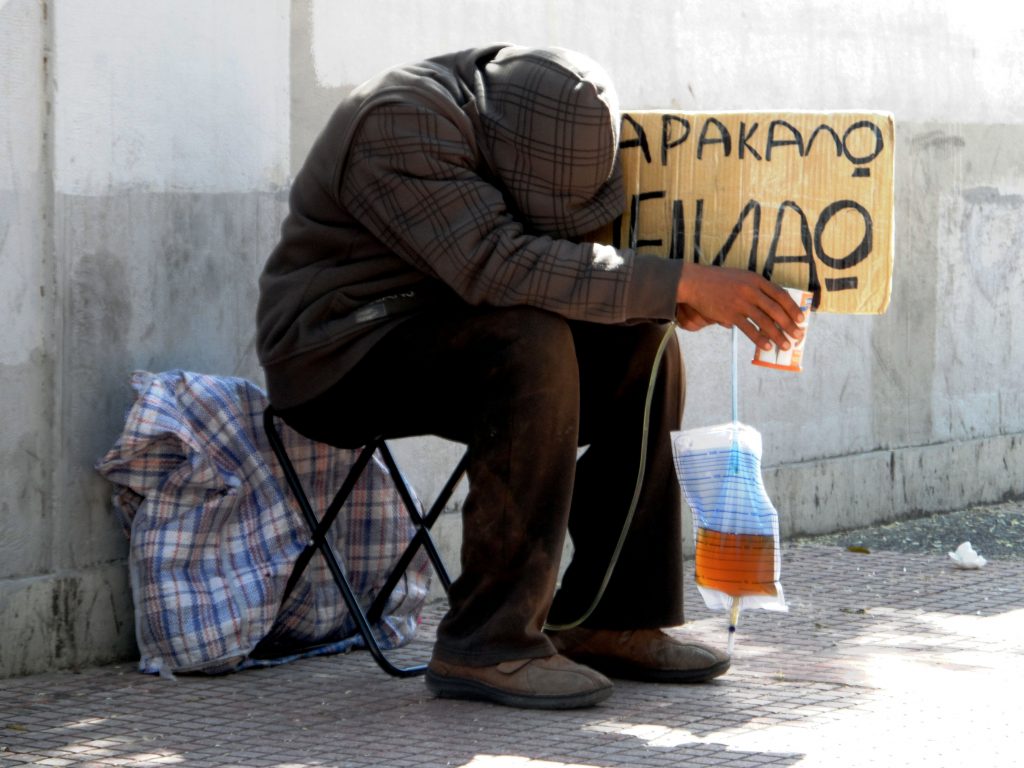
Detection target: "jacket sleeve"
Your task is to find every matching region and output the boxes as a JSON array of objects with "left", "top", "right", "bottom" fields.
[{"left": 338, "top": 101, "right": 681, "bottom": 324}]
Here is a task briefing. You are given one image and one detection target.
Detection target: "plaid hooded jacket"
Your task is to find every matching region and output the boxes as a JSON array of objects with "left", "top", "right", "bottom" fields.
[{"left": 257, "top": 44, "right": 683, "bottom": 407}]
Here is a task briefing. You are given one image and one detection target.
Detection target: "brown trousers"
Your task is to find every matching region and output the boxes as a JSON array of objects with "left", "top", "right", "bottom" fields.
[{"left": 278, "top": 305, "right": 686, "bottom": 667}]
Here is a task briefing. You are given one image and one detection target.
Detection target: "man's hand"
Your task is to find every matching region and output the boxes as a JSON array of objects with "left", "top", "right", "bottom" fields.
[
  {"left": 675, "top": 303, "right": 713, "bottom": 332},
  {"left": 675, "top": 263, "right": 806, "bottom": 350}
]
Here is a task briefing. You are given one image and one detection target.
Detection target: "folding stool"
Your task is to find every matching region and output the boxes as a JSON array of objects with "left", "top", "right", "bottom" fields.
[{"left": 262, "top": 405, "right": 468, "bottom": 677}]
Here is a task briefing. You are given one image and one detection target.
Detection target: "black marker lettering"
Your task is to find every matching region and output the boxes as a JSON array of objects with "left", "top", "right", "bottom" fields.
[
  {"left": 765, "top": 120, "right": 805, "bottom": 161},
  {"left": 629, "top": 191, "right": 667, "bottom": 250},
  {"left": 826, "top": 276, "right": 858, "bottom": 291},
  {"left": 738, "top": 122, "right": 762, "bottom": 160},
  {"left": 697, "top": 118, "right": 731, "bottom": 160},
  {"left": 620, "top": 114, "right": 652, "bottom": 164},
  {"left": 842, "top": 120, "right": 884, "bottom": 165},
  {"left": 669, "top": 199, "right": 685, "bottom": 260},
  {"left": 661, "top": 115, "right": 691, "bottom": 166},
  {"left": 814, "top": 200, "right": 873, "bottom": 269},
  {"left": 763, "top": 200, "right": 821, "bottom": 306},
  {"left": 711, "top": 199, "right": 761, "bottom": 271},
  {"left": 693, "top": 198, "right": 705, "bottom": 263},
  {"left": 806, "top": 124, "right": 843, "bottom": 157}
]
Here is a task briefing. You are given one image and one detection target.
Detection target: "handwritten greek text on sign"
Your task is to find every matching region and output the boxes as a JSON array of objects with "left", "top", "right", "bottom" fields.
[{"left": 598, "top": 111, "right": 895, "bottom": 314}]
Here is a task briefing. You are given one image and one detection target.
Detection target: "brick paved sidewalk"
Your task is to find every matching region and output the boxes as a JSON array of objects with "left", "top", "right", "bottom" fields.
[{"left": 2, "top": 544, "right": 1022, "bottom": 768}]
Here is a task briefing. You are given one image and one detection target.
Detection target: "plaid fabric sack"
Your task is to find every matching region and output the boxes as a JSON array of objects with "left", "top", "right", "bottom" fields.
[{"left": 96, "top": 370, "right": 430, "bottom": 674}]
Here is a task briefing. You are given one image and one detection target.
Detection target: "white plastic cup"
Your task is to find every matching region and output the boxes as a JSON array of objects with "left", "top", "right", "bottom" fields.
[{"left": 751, "top": 287, "right": 813, "bottom": 372}]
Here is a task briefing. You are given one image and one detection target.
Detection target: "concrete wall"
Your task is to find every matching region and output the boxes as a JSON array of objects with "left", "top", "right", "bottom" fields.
[
  {"left": 0, "top": 0, "right": 289, "bottom": 676},
  {"left": 1, "top": 0, "right": 1022, "bottom": 676}
]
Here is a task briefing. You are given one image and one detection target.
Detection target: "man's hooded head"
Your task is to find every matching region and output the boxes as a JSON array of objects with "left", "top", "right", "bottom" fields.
[{"left": 472, "top": 46, "right": 624, "bottom": 239}]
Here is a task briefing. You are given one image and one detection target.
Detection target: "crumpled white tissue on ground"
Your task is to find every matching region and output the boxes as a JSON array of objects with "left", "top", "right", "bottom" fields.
[{"left": 948, "top": 541, "right": 987, "bottom": 569}]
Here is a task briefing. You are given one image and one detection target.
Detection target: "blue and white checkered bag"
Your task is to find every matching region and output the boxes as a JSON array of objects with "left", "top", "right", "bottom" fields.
[{"left": 96, "top": 370, "right": 430, "bottom": 674}]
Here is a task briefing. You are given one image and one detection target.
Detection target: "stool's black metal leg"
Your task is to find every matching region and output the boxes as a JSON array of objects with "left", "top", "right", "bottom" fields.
[
  {"left": 263, "top": 408, "right": 426, "bottom": 678},
  {"left": 376, "top": 443, "right": 459, "bottom": 582},
  {"left": 367, "top": 447, "right": 468, "bottom": 624},
  {"left": 278, "top": 441, "right": 378, "bottom": 604}
]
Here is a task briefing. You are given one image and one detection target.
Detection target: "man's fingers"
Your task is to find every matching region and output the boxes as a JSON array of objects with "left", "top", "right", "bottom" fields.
[
  {"left": 746, "top": 306, "right": 791, "bottom": 350},
  {"left": 760, "top": 282, "right": 807, "bottom": 333},
  {"left": 734, "top": 277, "right": 803, "bottom": 341},
  {"left": 675, "top": 303, "right": 713, "bottom": 332},
  {"left": 736, "top": 316, "right": 770, "bottom": 349}
]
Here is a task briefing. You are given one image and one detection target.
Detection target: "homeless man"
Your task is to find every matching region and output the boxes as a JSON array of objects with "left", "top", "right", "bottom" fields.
[{"left": 256, "top": 44, "right": 804, "bottom": 709}]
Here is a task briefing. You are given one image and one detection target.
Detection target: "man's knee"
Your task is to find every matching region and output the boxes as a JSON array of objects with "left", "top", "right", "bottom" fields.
[{"left": 479, "top": 306, "right": 577, "bottom": 380}]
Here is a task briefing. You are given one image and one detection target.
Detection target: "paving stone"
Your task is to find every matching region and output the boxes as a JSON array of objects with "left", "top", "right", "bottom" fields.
[{"left": 2, "top": 540, "right": 1023, "bottom": 766}]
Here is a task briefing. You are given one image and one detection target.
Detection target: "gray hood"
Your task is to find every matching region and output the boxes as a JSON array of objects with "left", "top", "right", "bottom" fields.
[{"left": 471, "top": 46, "right": 624, "bottom": 239}]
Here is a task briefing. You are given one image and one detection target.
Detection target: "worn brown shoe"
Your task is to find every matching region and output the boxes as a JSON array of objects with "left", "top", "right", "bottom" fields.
[
  {"left": 549, "top": 627, "right": 730, "bottom": 683},
  {"left": 425, "top": 654, "right": 613, "bottom": 709}
]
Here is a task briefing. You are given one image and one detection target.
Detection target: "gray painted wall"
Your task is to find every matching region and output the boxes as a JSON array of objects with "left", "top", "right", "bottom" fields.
[{"left": 1, "top": 0, "right": 1022, "bottom": 676}]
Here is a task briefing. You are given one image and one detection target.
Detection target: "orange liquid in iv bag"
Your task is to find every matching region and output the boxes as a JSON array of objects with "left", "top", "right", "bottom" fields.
[{"left": 694, "top": 528, "right": 778, "bottom": 596}]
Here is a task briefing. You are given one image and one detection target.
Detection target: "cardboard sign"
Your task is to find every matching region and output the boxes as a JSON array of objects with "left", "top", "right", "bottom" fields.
[{"left": 595, "top": 111, "right": 895, "bottom": 314}]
